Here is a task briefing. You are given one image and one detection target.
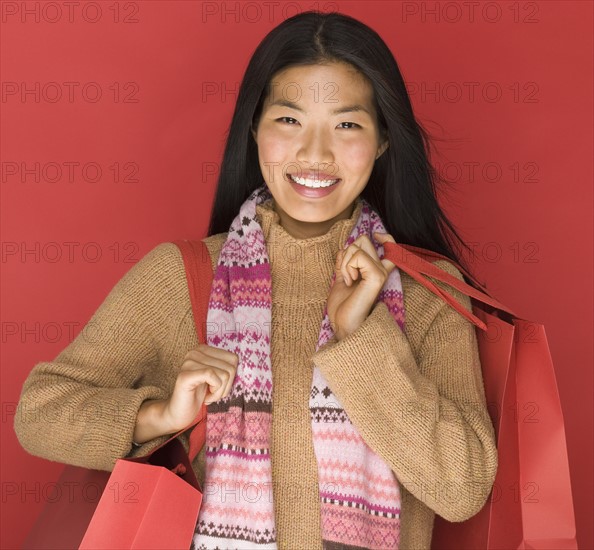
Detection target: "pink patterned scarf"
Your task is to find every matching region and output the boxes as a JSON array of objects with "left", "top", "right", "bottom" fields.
[{"left": 192, "top": 183, "right": 405, "bottom": 549}]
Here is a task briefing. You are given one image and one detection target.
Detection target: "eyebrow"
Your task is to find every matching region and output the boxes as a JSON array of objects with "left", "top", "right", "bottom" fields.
[{"left": 267, "top": 99, "right": 372, "bottom": 116}]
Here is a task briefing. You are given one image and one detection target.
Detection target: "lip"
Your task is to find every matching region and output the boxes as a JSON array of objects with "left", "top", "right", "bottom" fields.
[{"left": 286, "top": 173, "right": 341, "bottom": 198}]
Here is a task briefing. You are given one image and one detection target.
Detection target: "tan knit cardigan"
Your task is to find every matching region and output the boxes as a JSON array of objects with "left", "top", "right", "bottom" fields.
[{"left": 14, "top": 199, "right": 498, "bottom": 549}]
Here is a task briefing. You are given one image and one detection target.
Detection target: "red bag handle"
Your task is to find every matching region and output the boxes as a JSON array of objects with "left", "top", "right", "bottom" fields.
[
  {"left": 381, "top": 241, "right": 519, "bottom": 331},
  {"left": 139, "top": 239, "right": 213, "bottom": 462},
  {"left": 176, "top": 239, "right": 215, "bottom": 461}
]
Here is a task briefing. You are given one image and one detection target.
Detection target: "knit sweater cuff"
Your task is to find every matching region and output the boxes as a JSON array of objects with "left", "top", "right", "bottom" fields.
[
  {"left": 14, "top": 383, "right": 172, "bottom": 472},
  {"left": 67, "top": 385, "right": 171, "bottom": 470},
  {"left": 120, "top": 387, "right": 173, "bottom": 463},
  {"left": 311, "top": 300, "right": 417, "bottom": 421}
]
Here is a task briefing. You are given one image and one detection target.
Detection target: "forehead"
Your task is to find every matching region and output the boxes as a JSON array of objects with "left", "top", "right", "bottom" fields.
[{"left": 264, "top": 62, "right": 375, "bottom": 107}]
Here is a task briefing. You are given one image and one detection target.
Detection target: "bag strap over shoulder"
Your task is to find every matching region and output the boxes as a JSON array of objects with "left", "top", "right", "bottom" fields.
[
  {"left": 149, "top": 239, "right": 214, "bottom": 462},
  {"left": 176, "top": 239, "right": 215, "bottom": 461},
  {"left": 381, "top": 241, "right": 519, "bottom": 331}
]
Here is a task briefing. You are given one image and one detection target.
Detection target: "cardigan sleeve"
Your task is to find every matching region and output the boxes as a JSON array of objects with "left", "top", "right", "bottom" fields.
[
  {"left": 13, "top": 243, "right": 178, "bottom": 471},
  {"left": 310, "top": 261, "right": 498, "bottom": 523}
]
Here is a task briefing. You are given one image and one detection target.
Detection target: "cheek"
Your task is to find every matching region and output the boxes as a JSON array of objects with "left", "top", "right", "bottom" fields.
[
  {"left": 257, "top": 132, "right": 294, "bottom": 185},
  {"left": 340, "top": 138, "right": 378, "bottom": 169},
  {"left": 257, "top": 130, "right": 291, "bottom": 162}
]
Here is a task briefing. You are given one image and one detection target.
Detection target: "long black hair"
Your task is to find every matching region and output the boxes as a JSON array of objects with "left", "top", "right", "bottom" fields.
[{"left": 206, "top": 10, "right": 488, "bottom": 292}]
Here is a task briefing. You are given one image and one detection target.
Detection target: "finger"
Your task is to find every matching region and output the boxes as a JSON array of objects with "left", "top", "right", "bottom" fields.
[
  {"left": 344, "top": 248, "right": 386, "bottom": 286},
  {"left": 373, "top": 232, "right": 397, "bottom": 272},
  {"left": 182, "top": 352, "right": 236, "bottom": 400},
  {"left": 373, "top": 231, "right": 396, "bottom": 244},
  {"left": 192, "top": 344, "right": 239, "bottom": 366},
  {"left": 185, "top": 346, "right": 238, "bottom": 370},
  {"left": 196, "top": 345, "right": 238, "bottom": 398},
  {"left": 182, "top": 353, "right": 235, "bottom": 376},
  {"left": 351, "top": 235, "right": 379, "bottom": 259},
  {"left": 202, "top": 368, "right": 228, "bottom": 405},
  {"left": 178, "top": 367, "right": 224, "bottom": 398},
  {"left": 334, "top": 249, "right": 348, "bottom": 286},
  {"left": 341, "top": 236, "right": 381, "bottom": 284},
  {"left": 220, "top": 367, "right": 237, "bottom": 400},
  {"left": 341, "top": 244, "right": 360, "bottom": 285},
  {"left": 380, "top": 258, "right": 397, "bottom": 274}
]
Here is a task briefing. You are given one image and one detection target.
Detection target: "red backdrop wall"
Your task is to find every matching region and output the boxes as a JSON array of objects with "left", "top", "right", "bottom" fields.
[{"left": 2, "top": 1, "right": 592, "bottom": 548}]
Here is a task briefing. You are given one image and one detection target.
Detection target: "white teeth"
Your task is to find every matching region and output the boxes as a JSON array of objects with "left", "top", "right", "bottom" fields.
[{"left": 290, "top": 174, "right": 339, "bottom": 188}]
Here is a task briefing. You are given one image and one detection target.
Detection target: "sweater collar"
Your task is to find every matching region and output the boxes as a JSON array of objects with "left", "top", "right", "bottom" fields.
[{"left": 255, "top": 196, "right": 363, "bottom": 253}]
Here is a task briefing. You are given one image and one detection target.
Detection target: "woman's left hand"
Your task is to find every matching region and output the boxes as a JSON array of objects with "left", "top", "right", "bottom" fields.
[{"left": 327, "top": 232, "right": 397, "bottom": 341}]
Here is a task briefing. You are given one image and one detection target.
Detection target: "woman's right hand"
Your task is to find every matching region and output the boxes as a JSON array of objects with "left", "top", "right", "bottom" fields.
[
  {"left": 132, "top": 344, "right": 239, "bottom": 444},
  {"left": 162, "top": 344, "right": 239, "bottom": 432}
]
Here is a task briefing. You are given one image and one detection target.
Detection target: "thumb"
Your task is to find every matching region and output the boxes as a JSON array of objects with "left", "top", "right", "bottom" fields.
[
  {"left": 373, "top": 231, "right": 396, "bottom": 243},
  {"left": 373, "top": 232, "right": 397, "bottom": 272}
]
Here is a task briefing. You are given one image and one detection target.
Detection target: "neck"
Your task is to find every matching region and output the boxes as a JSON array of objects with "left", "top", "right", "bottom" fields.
[{"left": 272, "top": 199, "right": 357, "bottom": 240}]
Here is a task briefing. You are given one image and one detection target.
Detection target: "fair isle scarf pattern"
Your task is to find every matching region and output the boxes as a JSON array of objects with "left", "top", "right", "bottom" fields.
[{"left": 192, "top": 183, "right": 405, "bottom": 550}]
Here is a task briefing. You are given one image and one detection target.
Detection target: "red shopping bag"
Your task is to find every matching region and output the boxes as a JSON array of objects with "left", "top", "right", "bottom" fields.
[
  {"left": 78, "top": 407, "right": 207, "bottom": 549},
  {"left": 382, "top": 242, "right": 578, "bottom": 550},
  {"left": 21, "top": 239, "right": 214, "bottom": 549},
  {"left": 21, "top": 466, "right": 110, "bottom": 549}
]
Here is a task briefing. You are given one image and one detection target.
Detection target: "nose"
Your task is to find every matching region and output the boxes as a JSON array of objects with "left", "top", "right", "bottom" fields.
[{"left": 295, "top": 126, "right": 335, "bottom": 169}]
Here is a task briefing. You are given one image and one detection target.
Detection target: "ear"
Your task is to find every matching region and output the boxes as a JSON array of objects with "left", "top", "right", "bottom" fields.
[
  {"left": 250, "top": 121, "right": 258, "bottom": 142},
  {"left": 376, "top": 138, "right": 389, "bottom": 160}
]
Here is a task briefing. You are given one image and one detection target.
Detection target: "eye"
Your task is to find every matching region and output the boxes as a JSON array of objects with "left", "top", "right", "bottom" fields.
[
  {"left": 276, "top": 117, "right": 361, "bottom": 129},
  {"left": 277, "top": 116, "right": 299, "bottom": 125}
]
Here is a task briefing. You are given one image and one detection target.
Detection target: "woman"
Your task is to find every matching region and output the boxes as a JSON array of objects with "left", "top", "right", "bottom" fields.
[{"left": 14, "top": 10, "right": 498, "bottom": 550}]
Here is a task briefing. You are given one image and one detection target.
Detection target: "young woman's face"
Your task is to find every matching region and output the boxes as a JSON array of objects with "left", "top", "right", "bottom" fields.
[{"left": 251, "top": 62, "right": 389, "bottom": 239}]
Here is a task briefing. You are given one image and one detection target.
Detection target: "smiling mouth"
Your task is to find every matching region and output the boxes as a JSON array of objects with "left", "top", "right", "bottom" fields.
[{"left": 287, "top": 173, "right": 341, "bottom": 188}]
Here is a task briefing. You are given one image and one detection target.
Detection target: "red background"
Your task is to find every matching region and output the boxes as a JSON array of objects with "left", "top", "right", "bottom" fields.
[{"left": 1, "top": 1, "right": 592, "bottom": 548}]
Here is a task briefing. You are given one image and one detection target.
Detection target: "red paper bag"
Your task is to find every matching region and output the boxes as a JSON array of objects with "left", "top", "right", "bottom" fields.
[
  {"left": 382, "top": 242, "right": 578, "bottom": 550},
  {"left": 21, "top": 466, "right": 110, "bottom": 549},
  {"left": 20, "top": 417, "right": 206, "bottom": 550},
  {"left": 78, "top": 411, "right": 206, "bottom": 550}
]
